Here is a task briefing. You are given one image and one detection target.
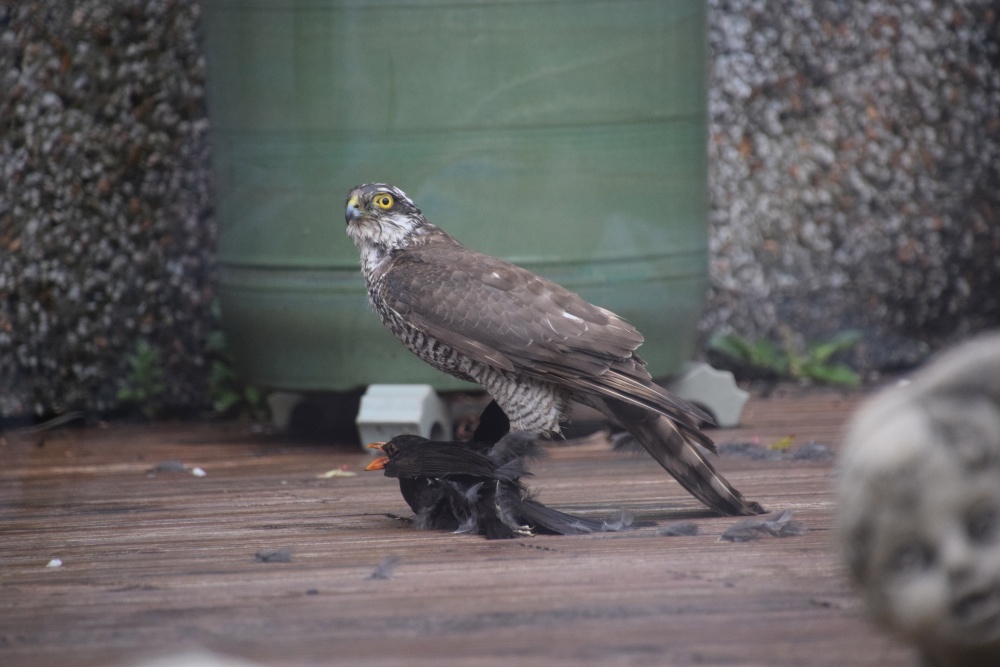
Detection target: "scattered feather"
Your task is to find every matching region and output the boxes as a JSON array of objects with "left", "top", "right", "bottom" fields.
[
  {"left": 453, "top": 513, "right": 480, "bottom": 535},
  {"left": 720, "top": 509, "right": 806, "bottom": 542},
  {"left": 718, "top": 439, "right": 836, "bottom": 462},
  {"left": 146, "top": 460, "right": 207, "bottom": 477},
  {"left": 716, "top": 441, "right": 782, "bottom": 460},
  {"left": 146, "top": 460, "right": 188, "bottom": 476},
  {"left": 369, "top": 555, "right": 401, "bottom": 580},
  {"left": 254, "top": 547, "right": 293, "bottom": 563},
  {"left": 46, "top": 558, "right": 63, "bottom": 568},
  {"left": 809, "top": 597, "right": 839, "bottom": 609},
  {"left": 657, "top": 521, "right": 700, "bottom": 537},
  {"left": 790, "top": 441, "right": 836, "bottom": 461},
  {"left": 601, "top": 508, "right": 635, "bottom": 532}
]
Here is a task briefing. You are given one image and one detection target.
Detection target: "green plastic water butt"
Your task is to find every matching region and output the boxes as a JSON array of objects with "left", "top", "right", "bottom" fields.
[{"left": 202, "top": 0, "right": 708, "bottom": 391}]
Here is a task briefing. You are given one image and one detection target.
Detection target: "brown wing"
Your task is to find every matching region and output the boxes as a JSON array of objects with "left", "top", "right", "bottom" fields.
[{"left": 378, "top": 240, "right": 712, "bottom": 430}]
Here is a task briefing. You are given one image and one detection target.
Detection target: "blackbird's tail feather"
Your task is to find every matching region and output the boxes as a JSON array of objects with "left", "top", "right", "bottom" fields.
[
  {"left": 606, "top": 399, "right": 765, "bottom": 517},
  {"left": 504, "top": 490, "right": 633, "bottom": 536}
]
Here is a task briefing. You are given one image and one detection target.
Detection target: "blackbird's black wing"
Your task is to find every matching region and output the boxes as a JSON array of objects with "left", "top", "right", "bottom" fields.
[{"left": 386, "top": 441, "right": 499, "bottom": 481}]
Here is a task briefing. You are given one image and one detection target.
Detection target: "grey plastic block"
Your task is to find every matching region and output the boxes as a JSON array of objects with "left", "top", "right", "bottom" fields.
[
  {"left": 266, "top": 391, "right": 305, "bottom": 431},
  {"left": 355, "top": 384, "right": 452, "bottom": 452},
  {"left": 668, "top": 362, "right": 749, "bottom": 428}
]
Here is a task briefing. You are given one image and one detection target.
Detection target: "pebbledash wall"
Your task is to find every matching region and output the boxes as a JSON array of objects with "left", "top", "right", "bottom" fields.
[{"left": 1, "top": 0, "right": 998, "bottom": 417}]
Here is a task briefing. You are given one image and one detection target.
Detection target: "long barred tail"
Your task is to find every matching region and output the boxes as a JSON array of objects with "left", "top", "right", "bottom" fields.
[{"left": 607, "top": 400, "right": 765, "bottom": 516}]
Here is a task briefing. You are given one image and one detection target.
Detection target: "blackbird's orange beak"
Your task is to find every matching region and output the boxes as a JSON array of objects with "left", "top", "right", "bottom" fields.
[{"left": 365, "top": 442, "right": 388, "bottom": 471}]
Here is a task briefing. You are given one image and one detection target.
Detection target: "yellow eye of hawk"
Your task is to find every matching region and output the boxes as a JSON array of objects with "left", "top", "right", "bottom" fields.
[{"left": 373, "top": 194, "right": 394, "bottom": 210}]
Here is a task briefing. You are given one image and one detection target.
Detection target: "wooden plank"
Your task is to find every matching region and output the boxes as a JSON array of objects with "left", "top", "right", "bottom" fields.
[{"left": 0, "top": 393, "right": 914, "bottom": 666}]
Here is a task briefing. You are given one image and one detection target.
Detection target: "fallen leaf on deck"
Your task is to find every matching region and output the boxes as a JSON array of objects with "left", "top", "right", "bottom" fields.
[
  {"left": 768, "top": 435, "right": 796, "bottom": 451},
  {"left": 317, "top": 469, "right": 357, "bottom": 478}
]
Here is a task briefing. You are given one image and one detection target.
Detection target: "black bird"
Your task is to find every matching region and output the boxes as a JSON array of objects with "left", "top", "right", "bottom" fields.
[
  {"left": 366, "top": 421, "right": 632, "bottom": 540},
  {"left": 376, "top": 398, "right": 510, "bottom": 517},
  {"left": 346, "top": 183, "right": 764, "bottom": 516}
]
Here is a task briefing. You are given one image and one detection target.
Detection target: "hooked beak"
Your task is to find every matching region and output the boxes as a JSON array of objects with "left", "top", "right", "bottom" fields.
[
  {"left": 365, "top": 442, "right": 389, "bottom": 471},
  {"left": 345, "top": 195, "right": 363, "bottom": 224}
]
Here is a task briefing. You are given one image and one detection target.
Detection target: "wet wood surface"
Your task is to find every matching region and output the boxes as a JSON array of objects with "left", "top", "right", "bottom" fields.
[{"left": 0, "top": 391, "right": 915, "bottom": 666}]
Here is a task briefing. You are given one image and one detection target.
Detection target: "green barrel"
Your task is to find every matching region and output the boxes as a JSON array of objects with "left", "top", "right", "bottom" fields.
[{"left": 202, "top": 0, "right": 708, "bottom": 391}]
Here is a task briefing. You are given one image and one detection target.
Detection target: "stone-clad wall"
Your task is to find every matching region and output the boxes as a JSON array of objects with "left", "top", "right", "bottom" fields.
[
  {"left": 1, "top": 0, "right": 997, "bottom": 416},
  {"left": 0, "top": 1, "right": 214, "bottom": 416},
  {"left": 704, "top": 0, "right": 1000, "bottom": 369}
]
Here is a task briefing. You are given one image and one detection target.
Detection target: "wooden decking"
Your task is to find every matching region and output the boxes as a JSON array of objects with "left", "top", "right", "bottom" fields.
[{"left": 0, "top": 392, "right": 915, "bottom": 666}]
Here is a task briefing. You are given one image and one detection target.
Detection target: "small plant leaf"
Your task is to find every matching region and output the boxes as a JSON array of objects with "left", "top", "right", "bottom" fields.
[
  {"left": 205, "top": 308, "right": 269, "bottom": 420},
  {"left": 213, "top": 390, "right": 242, "bottom": 414},
  {"left": 209, "top": 360, "right": 235, "bottom": 385},
  {"left": 708, "top": 333, "right": 755, "bottom": 361},
  {"left": 803, "top": 363, "right": 860, "bottom": 386},
  {"left": 244, "top": 385, "right": 261, "bottom": 406},
  {"left": 710, "top": 329, "right": 861, "bottom": 387},
  {"left": 118, "top": 339, "right": 167, "bottom": 418},
  {"left": 748, "top": 339, "right": 788, "bottom": 373},
  {"left": 807, "top": 330, "right": 862, "bottom": 364}
]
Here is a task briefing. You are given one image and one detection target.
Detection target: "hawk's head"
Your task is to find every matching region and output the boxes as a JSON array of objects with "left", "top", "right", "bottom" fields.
[{"left": 345, "top": 183, "right": 427, "bottom": 257}]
